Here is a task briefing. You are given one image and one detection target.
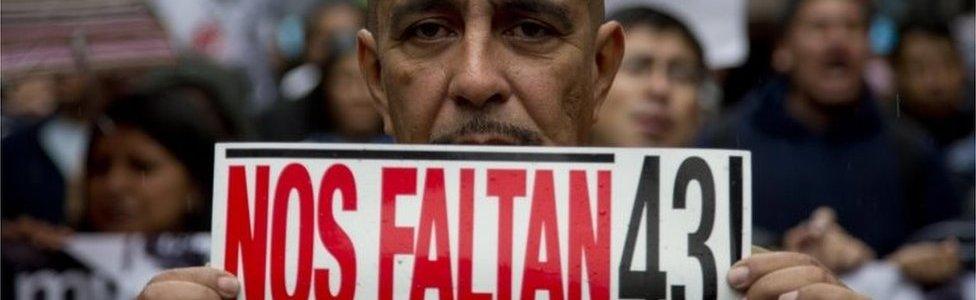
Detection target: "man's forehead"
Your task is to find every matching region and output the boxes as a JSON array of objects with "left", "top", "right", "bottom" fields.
[
  {"left": 379, "top": 0, "right": 591, "bottom": 10},
  {"left": 371, "top": 0, "right": 601, "bottom": 32}
]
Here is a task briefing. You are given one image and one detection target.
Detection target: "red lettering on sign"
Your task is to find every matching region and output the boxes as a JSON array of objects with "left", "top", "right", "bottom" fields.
[
  {"left": 270, "top": 164, "right": 315, "bottom": 299},
  {"left": 225, "top": 163, "right": 618, "bottom": 299},
  {"left": 487, "top": 169, "right": 526, "bottom": 300},
  {"left": 458, "top": 169, "right": 492, "bottom": 300},
  {"left": 315, "top": 164, "right": 358, "bottom": 299},
  {"left": 411, "top": 168, "right": 454, "bottom": 300},
  {"left": 521, "top": 170, "right": 564, "bottom": 300},
  {"left": 225, "top": 165, "right": 269, "bottom": 300},
  {"left": 568, "top": 170, "right": 611, "bottom": 300},
  {"left": 379, "top": 168, "right": 417, "bottom": 300}
]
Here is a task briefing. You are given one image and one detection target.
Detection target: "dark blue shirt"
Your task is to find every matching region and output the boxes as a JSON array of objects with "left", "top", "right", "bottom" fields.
[{"left": 700, "top": 78, "right": 960, "bottom": 255}]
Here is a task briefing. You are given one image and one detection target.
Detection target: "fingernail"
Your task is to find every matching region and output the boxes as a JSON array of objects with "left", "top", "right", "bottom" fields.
[
  {"left": 217, "top": 276, "right": 240, "bottom": 297},
  {"left": 779, "top": 290, "right": 799, "bottom": 300},
  {"left": 727, "top": 266, "right": 750, "bottom": 288}
]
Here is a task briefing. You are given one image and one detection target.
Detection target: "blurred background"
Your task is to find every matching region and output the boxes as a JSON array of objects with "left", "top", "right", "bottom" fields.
[{"left": 0, "top": 0, "right": 972, "bottom": 299}]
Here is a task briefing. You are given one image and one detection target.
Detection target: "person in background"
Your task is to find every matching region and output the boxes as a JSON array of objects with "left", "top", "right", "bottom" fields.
[
  {"left": 891, "top": 22, "right": 975, "bottom": 265},
  {"left": 304, "top": 33, "right": 390, "bottom": 143},
  {"left": 699, "top": 0, "right": 962, "bottom": 284},
  {"left": 1, "top": 75, "right": 59, "bottom": 137},
  {"left": 262, "top": 32, "right": 389, "bottom": 143},
  {"left": 891, "top": 19, "right": 973, "bottom": 150},
  {"left": 261, "top": 2, "right": 372, "bottom": 141},
  {"left": 4, "top": 61, "right": 248, "bottom": 237},
  {"left": 83, "top": 66, "right": 248, "bottom": 233},
  {"left": 2, "top": 70, "right": 108, "bottom": 228},
  {"left": 592, "top": 6, "right": 718, "bottom": 147},
  {"left": 2, "top": 63, "right": 248, "bottom": 299},
  {"left": 277, "top": 0, "right": 366, "bottom": 102}
]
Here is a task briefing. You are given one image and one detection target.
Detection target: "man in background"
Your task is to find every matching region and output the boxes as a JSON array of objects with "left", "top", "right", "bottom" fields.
[
  {"left": 701, "top": 0, "right": 961, "bottom": 284},
  {"left": 891, "top": 19, "right": 973, "bottom": 150},
  {"left": 592, "top": 6, "right": 718, "bottom": 147}
]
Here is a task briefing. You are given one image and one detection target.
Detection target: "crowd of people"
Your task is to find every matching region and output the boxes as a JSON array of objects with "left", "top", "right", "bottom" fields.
[{"left": 1, "top": 0, "right": 973, "bottom": 298}]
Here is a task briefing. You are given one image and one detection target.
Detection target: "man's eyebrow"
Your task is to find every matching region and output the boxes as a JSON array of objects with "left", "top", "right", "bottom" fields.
[
  {"left": 494, "top": 0, "right": 574, "bottom": 30},
  {"left": 389, "top": 0, "right": 459, "bottom": 29}
]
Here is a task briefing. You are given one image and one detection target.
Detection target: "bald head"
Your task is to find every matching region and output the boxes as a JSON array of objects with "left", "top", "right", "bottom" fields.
[{"left": 366, "top": 0, "right": 604, "bottom": 35}]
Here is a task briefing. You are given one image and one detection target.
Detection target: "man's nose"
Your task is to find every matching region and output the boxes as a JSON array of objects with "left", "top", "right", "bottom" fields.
[
  {"left": 645, "top": 69, "right": 672, "bottom": 103},
  {"left": 447, "top": 35, "right": 511, "bottom": 108},
  {"left": 824, "top": 23, "right": 859, "bottom": 48}
]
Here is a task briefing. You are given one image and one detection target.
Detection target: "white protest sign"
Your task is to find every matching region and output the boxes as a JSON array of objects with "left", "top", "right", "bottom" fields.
[{"left": 210, "top": 144, "right": 751, "bottom": 299}]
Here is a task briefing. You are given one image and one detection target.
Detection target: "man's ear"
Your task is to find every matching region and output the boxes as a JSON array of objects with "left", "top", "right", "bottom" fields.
[
  {"left": 591, "top": 21, "right": 626, "bottom": 123},
  {"left": 357, "top": 29, "right": 394, "bottom": 135}
]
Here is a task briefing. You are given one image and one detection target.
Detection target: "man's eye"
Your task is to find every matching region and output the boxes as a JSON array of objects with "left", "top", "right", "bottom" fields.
[
  {"left": 668, "top": 64, "right": 703, "bottom": 84},
  {"left": 410, "top": 22, "right": 454, "bottom": 40},
  {"left": 505, "top": 21, "right": 554, "bottom": 40},
  {"left": 623, "top": 58, "right": 653, "bottom": 75}
]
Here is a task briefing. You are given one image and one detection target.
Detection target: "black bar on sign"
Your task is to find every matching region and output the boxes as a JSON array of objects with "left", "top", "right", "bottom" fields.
[
  {"left": 730, "top": 156, "right": 744, "bottom": 263},
  {"left": 226, "top": 148, "right": 615, "bottom": 163}
]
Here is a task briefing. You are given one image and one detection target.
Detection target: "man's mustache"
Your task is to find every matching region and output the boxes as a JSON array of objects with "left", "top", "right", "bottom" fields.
[{"left": 430, "top": 118, "right": 543, "bottom": 146}]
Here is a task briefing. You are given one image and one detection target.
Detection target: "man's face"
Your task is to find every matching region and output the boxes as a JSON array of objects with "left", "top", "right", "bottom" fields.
[
  {"left": 358, "top": 0, "right": 623, "bottom": 146},
  {"left": 780, "top": 0, "right": 868, "bottom": 106},
  {"left": 593, "top": 26, "right": 702, "bottom": 147},
  {"left": 895, "top": 31, "right": 965, "bottom": 118}
]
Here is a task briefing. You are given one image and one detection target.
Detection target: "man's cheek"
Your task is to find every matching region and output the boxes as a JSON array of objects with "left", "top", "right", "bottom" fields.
[
  {"left": 519, "top": 86, "right": 586, "bottom": 145},
  {"left": 518, "top": 59, "right": 589, "bottom": 131},
  {"left": 388, "top": 76, "right": 449, "bottom": 142},
  {"left": 388, "top": 95, "right": 435, "bottom": 143}
]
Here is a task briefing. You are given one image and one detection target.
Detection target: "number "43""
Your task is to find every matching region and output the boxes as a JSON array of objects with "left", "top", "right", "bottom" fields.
[{"left": 618, "top": 156, "right": 745, "bottom": 300}]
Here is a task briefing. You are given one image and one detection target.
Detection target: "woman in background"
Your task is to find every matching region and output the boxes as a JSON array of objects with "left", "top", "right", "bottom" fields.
[
  {"left": 305, "top": 32, "right": 390, "bottom": 143},
  {"left": 1, "top": 63, "right": 249, "bottom": 299},
  {"left": 261, "top": 30, "right": 389, "bottom": 143},
  {"left": 84, "top": 63, "right": 248, "bottom": 232}
]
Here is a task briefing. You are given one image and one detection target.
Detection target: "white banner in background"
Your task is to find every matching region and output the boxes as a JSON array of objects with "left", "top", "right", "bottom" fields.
[
  {"left": 210, "top": 144, "right": 751, "bottom": 299},
  {"left": 606, "top": 0, "right": 749, "bottom": 69}
]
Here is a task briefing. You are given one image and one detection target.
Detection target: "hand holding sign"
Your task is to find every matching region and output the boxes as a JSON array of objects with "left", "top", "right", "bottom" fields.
[
  {"left": 139, "top": 267, "right": 239, "bottom": 300},
  {"left": 139, "top": 254, "right": 868, "bottom": 300},
  {"left": 727, "top": 251, "right": 868, "bottom": 300}
]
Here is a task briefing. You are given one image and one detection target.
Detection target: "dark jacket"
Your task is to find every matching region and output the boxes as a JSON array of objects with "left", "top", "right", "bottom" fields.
[{"left": 699, "top": 78, "right": 961, "bottom": 255}]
